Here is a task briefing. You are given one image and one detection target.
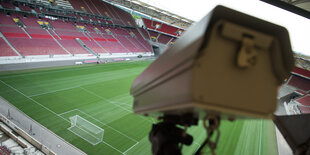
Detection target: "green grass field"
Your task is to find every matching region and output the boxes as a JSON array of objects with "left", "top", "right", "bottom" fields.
[{"left": 0, "top": 60, "right": 278, "bottom": 155}]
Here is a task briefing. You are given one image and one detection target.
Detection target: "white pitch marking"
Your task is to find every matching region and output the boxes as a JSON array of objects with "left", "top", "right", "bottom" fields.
[
  {"left": 58, "top": 109, "right": 79, "bottom": 116},
  {"left": 0, "top": 80, "right": 65, "bottom": 120},
  {"left": 193, "top": 142, "right": 201, "bottom": 154},
  {"left": 29, "top": 86, "right": 79, "bottom": 97},
  {"left": 259, "top": 120, "right": 263, "bottom": 155},
  {"left": 0, "top": 80, "right": 126, "bottom": 153},
  {"left": 79, "top": 87, "right": 132, "bottom": 113},
  {"left": 0, "top": 61, "right": 139, "bottom": 79},
  {"left": 123, "top": 142, "right": 139, "bottom": 154},
  {"left": 76, "top": 109, "right": 138, "bottom": 142}
]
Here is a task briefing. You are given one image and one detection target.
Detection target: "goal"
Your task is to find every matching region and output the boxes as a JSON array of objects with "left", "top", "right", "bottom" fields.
[{"left": 68, "top": 115, "right": 104, "bottom": 145}]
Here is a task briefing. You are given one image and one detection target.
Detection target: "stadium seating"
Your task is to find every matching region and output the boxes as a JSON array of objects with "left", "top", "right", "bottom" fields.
[
  {"left": 88, "top": 33, "right": 106, "bottom": 41},
  {"left": 142, "top": 18, "right": 184, "bottom": 36},
  {"left": 32, "top": 7, "right": 41, "bottom": 13},
  {"left": 0, "top": 13, "right": 16, "bottom": 25},
  {"left": 48, "top": 20, "right": 76, "bottom": 30},
  {"left": 112, "top": 19, "right": 124, "bottom": 25},
  {"left": 58, "top": 39, "right": 89, "bottom": 54},
  {"left": 148, "top": 30, "right": 159, "bottom": 41},
  {"left": 287, "top": 75, "right": 310, "bottom": 92},
  {"left": 0, "top": 38, "right": 18, "bottom": 56},
  {"left": 82, "top": 40, "right": 107, "bottom": 54},
  {"left": 7, "top": 37, "right": 68, "bottom": 55},
  {"left": 0, "top": 146, "right": 10, "bottom": 155},
  {"left": 0, "top": 26, "right": 28, "bottom": 36},
  {"left": 0, "top": 1, "right": 16, "bottom": 9},
  {"left": 68, "top": 0, "right": 93, "bottom": 13},
  {"left": 84, "top": 24, "right": 97, "bottom": 33},
  {"left": 100, "top": 34, "right": 129, "bottom": 53},
  {"left": 115, "top": 35, "right": 140, "bottom": 52},
  {"left": 19, "top": 16, "right": 42, "bottom": 28},
  {"left": 158, "top": 34, "right": 173, "bottom": 44},
  {"left": 55, "top": 30, "right": 89, "bottom": 40},
  {"left": 54, "top": 30, "right": 96, "bottom": 54},
  {"left": 138, "top": 28, "right": 150, "bottom": 40},
  {"left": 292, "top": 67, "right": 310, "bottom": 78},
  {"left": 0, "top": 0, "right": 153, "bottom": 58},
  {"left": 110, "top": 28, "right": 129, "bottom": 36},
  {"left": 296, "top": 95, "right": 310, "bottom": 106},
  {"left": 295, "top": 90, "right": 307, "bottom": 96},
  {"left": 26, "top": 28, "right": 53, "bottom": 39},
  {"left": 298, "top": 106, "right": 310, "bottom": 114},
  {"left": 129, "top": 29, "right": 152, "bottom": 51},
  {"left": 17, "top": 4, "right": 32, "bottom": 12}
]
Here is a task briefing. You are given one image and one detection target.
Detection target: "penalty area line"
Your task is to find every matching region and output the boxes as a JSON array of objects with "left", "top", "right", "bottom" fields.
[
  {"left": 58, "top": 109, "right": 79, "bottom": 116},
  {"left": 123, "top": 142, "right": 139, "bottom": 154},
  {"left": 0, "top": 80, "right": 123, "bottom": 154}
]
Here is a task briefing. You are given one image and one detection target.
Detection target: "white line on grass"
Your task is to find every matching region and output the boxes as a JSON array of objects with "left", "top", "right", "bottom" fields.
[
  {"left": 28, "top": 86, "right": 79, "bottom": 97},
  {"left": 123, "top": 142, "right": 139, "bottom": 154},
  {"left": 110, "top": 95, "right": 132, "bottom": 102},
  {"left": 0, "top": 65, "right": 100, "bottom": 79},
  {"left": 233, "top": 120, "right": 249, "bottom": 154},
  {"left": 1, "top": 66, "right": 142, "bottom": 95},
  {"left": 102, "top": 140, "right": 125, "bottom": 154},
  {"left": 58, "top": 114, "right": 124, "bottom": 154},
  {"left": 60, "top": 109, "right": 139, "bottom": 154},
  {"left": 193, "top": 142, "right": 201, "bottom": 154},
  {"left": 0, "top": 80, "right": 125, "bottom": 154},
  {"left": 0, "top": 80, "right": 64, "bottom": 120},
  {"left": 109, "top": 93, "right": 131, "bottom": 101},
  {"left": 2, "top": 79, "right": 149, "bottom": 154},
  {"left": 80, "top": 87, "right": 154, "bottom": 124},
  {"left": 76, "top": 109, "right": 138, "bottom": 143},
  {"left": 259, "top": 120, "right": 263, "bottom": 155},
  {"left": 110, "top": 101, "right": 132, "bottom": 107},
  {"left": 58, "top": 109, "right": 79, "bottom": 116},
  {"left": 68, "top": 125, "right": 102, "bottom": 145},
  {"left": 79, "top": 87, "right": 132, "bottom": 113},
  {"left": 0, "top": 62, "right": 141, "bottom": 79}
]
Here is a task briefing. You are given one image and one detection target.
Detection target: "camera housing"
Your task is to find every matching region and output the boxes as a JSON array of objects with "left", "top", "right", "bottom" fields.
[{"left": 130, "top": 5, "right": 295, "bottom": 119}]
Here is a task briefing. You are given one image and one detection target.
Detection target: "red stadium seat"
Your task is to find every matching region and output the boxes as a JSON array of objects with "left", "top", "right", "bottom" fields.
[
  {"left": 287, "top": 75, "right": 310, "bottom": 92},
  {"left": 0, "top": 38, "right": 18, "bottom": 56}
]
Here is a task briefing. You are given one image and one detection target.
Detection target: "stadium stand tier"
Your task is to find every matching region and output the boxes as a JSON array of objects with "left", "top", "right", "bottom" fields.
[
  {"left": 142, "top": 18, "right": 183, "bottom": 36},
  {"left": 281, "top": 67, "right": 310, "bottom": 115},
  {"left": 0, "top": 146, "right": 10, "bottom": 155},
  {"left": 138, "top": 28, "right": 150, "bottom": 40},
  {"left": 298, "top": 106, "right": 310, "bottom": 113},
  {"left": 0, "top": 38, "right": 18, "bottom": 56},
  {"left": 158, "top": 34, "right": 173, "bottom": 44},
  {"left": 287, "top": 67, "right": 310, "bottom": 92},
  {"left": 0, "top": 0, "right": 153, "bottom": 59},
  {"left": 296, "top": 95, "right": 310, "bottom": 106},
  {"left": 292, "top": 67, "right": 310, "bottom": 78}
]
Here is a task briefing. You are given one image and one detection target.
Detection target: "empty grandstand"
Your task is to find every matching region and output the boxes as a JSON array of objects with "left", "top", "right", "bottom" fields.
[
  {"left": 0, "top": 0, "right": 159, "bottom": 65},
  {"left": 0, "top": 0, "right": 310, "bottom": 155},
  {"left": 278, "top": 67, "right": 310, "bottom": 115}
]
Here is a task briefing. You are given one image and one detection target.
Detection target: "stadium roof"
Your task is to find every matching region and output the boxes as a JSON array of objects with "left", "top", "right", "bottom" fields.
[
  {"left": 103, "top": 0, "right": 194, "bottom": 29},
  {"left": 104, "top": 0, "right": 310, "bottom": 56}
]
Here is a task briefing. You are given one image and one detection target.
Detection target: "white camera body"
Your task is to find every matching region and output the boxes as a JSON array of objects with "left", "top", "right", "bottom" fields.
[{"left": 130, "top": 6, "right": 294, "bottom": 119}]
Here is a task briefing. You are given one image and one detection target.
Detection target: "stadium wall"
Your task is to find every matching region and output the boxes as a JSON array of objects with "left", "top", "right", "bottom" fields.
[{"left": 0, "top": 55, "right": 154, "bottom": 71}]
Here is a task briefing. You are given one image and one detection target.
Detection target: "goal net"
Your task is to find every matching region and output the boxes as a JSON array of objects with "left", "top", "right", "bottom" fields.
[{"left": 68, "top": 115, "right": 104, "bottom": 145}]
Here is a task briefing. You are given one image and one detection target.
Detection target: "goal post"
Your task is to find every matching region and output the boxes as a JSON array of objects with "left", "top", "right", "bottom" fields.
[{"left": 68, "top": 115, "right": 104, "bottom": 145}]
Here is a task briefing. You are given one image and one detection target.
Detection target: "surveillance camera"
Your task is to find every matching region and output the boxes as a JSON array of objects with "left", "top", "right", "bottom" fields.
[{"left": 130, "top": 5, "right": 294, "bottom": 120}]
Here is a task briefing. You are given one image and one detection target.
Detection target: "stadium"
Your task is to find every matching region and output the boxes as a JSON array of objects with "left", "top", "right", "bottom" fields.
[{"left": 0, "top": 0, "right": 309, "bottom": 155}]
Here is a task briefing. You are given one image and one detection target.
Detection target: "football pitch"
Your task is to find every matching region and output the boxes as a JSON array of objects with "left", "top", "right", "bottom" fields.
[{"left": 0, "top": 60, "right": 278, "bottom": 155}]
